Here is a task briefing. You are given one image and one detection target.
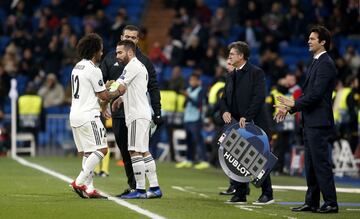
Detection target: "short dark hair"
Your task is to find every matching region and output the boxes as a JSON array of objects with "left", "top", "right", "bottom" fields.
[
  {"left": 190, "top": 73, "right": 201, "bottom": 80},
  {"left": 76, "top": 33, "right": 103, "bottom": 60},
  {"left": 117, "top": 40, "right": 136, "bottom": 53},
  {"left": 228, "top": 41, "right": 250, "bottom": 60},
  {"left": 310, "top": 25, "right": 331, "bottom": 51},
  {"left": 122, "top": 25, "right": 140, "bottom": 35}
]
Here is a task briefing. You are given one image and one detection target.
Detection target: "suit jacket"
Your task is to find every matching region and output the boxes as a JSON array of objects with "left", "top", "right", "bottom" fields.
[
  {"left": 220, "top": 62, "right": 270, "bottom": 134},
  {"left": 291, "top": 53, "right": 337, "bottom": 128}
]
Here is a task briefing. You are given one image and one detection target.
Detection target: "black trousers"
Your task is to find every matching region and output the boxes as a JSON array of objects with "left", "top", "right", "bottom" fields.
[
  {"left": 303, "top": 127, "right": 337, "bottom": 207},
  {"left": 232, "top": 175, "right": 273, "bottom": 198},
  {"left": 112, "top": 117, "right": 136, "bottom": 189}
]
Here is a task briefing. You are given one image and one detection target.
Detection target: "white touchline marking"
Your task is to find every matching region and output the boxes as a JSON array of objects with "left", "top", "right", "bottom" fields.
[
  {"left": 272, "top": 185, "right": 360, "bottom": 194},
  {"left": 13, "top": 156, "right": 166, "bottom": 219},
  {"left": 172, "top": 186, "right": 209, "bottom": 198},
  {"left": 235, "top": 205, "right": 296, "bottom": 219},
  {"left": 346, "top": 209, "right": 360, "bottom": 211},
  {"left": 219, "top": 185, "right": 360, "bottom": 193}
]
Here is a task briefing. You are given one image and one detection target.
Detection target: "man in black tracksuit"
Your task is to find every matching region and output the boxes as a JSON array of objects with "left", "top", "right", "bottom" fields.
[{"left": 100, "top": 25, "right": 162, "bottom": 196}]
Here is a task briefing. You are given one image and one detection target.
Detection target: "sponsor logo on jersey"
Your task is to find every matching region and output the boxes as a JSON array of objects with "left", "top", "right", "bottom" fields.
[
  {"left": 74, "top": 64, "right": 85, "bottom": 70},
  {"left": 98, "top": 80, "right": 104, "bottom": 86}
]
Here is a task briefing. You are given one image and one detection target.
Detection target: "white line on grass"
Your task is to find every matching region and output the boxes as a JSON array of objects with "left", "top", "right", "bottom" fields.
[
  {"left": 234, "top": 205, "right": 297, "bottom": 219},
  {"left": 219, "top": 186, "right": 360, "bottom": 194},
  {"left": 13, "top": 156, "right": 166, "bottom": 219},
  {"left": 171, "top": 186, "right": 209, "bottom": 198},
  {"left": 346, "top": 209, "right": 360, "bottom": 211},
  {"left": 272, "top": 185, "right": 360, "bottom": 194}
]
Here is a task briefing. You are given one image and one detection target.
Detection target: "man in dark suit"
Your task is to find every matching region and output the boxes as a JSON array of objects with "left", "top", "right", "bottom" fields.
[
  {"left": 220, "top": 41, "right": 274, "bottom": 205},
  {"left": 274, "top": 25, "right": 338, "bottom": 213},
  {"left": 100, "top": 25, "right": 162, "bottom": 196}
]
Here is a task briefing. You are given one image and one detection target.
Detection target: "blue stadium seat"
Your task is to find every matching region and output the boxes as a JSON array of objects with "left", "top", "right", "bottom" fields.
[
  {"left": 16, "top": 75, "right": 29, "bottom": 95},
  {"left": 126, "top": 6, "right": 142, "bottom": 17},
  {"left": 59, "top": 65, "right": 73, "bottom": 87},
  {"left": 62, "top": 106, "right": 70, "bottom": 114},
  {"left": 41, "top": 0, "right": 53, "bottom": 6},
  {"left": 0, "top": 8, "right": 7, "bottom": 24},
  {"left": 0, "top": 36, "right": 11, "bottom": 54},
  {"left": 68, "top": 16, "right": 83, "bottom": 35},
  {"left": 182, "top": 67, "right": 193, "bottom": 79},
  {"left": 200, "top": 75, "right": 213, "bottom": 89},
  {"left": 3, "top": 98, "right": 11, "bottom": 114},
  {"left": 45, "top": 106, "right": 62, "bottom": 114},
  {"left": 161, "top": 66, "right": 172, "bottom": 81}
]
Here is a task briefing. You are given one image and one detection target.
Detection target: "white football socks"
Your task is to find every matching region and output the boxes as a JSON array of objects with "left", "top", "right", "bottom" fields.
[
  {"left": 76, "top": 151, "right": 104, "bottom": 186},
  {"left": 131, "top": 155, "right": 146, "bottom": 190},
  {"left": 144, "top": 154, "right": 159, "bottom": 188}
]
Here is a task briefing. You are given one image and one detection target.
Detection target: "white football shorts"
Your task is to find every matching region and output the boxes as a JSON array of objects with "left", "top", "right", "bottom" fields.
[
  {"left": 71, "top": 117, "right": 107, "bottom": 153},
  {"left": 127, "top": 119, "right": 150, "bottom": 153}
]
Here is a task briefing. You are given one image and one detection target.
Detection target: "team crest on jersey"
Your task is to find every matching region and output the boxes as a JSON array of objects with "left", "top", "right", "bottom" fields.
[
  {"left": 120, "top": 69, "right": 126, "bottom": 80},
  {"left": 98, "top": 80, "right": 104, "bottom": 86}
]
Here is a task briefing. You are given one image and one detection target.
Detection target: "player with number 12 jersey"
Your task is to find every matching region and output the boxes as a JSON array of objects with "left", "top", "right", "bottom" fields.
[{"left": 70, "top": 59, "right": 105, "bottom": 127}]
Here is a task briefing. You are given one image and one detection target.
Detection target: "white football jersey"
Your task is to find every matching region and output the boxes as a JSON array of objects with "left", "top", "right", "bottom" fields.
[
  {"left": 70, "top": 59, "right": 106, "bottom": 127},
  {"left": 116, "top": 57, "right": 151, "bottom": 125}
]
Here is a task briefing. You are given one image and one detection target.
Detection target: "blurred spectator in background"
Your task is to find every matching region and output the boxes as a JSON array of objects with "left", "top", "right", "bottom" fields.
[
  {"left": 176, "top": 73, "right": 209, "bottom": 169},
  {"left": 224, "top": 0, "right": 240, "bottom": 27},
  {"left": 164, "top": 65, "right": 186, "bottom": 92},
  {"left": 37, "top": 73, "right": 65, "bottom": 108},
  {"left": 266, "top": 77, "right": 294, "bottom": 175},
  {"left": 333, "top": 75, "right": 359, "bottom": 153},
  {"left": 183, "top": 35, "right": 203, "bottom": 67},
  {"left": 210, "top": 7, "right": 230, "bottom": 38},
  {"left": 110, "top": 8, "right": 128, "bottom": 47},
  {"left": 62, "top": 34, "right": 78, "bottom": 65},
  {"left": 163, "top": 36, "right": 183, "bottom": 66},
  {"left": 0, "top": 65, "right": 11, "bottom": 110},
  {"left": 148, "top": 41, "right": 169, "bottom": 74},
  {"left": 344, "top": 45, "right": 360, "bottom": 75},
  {"left": 18, "top": 82, "right": 45, "bottom": 144},
  {"left": 1, "top": 43, "right": 20, "bottom": 76},
  {"left": 44, "top": 36, "right": 63, "bottom": 76},
  {"left": 194, "top": 0, "right": 211, "bottom": 24},
  {"left": 20, "top": 47, "right": 40, "bottom": 80}
]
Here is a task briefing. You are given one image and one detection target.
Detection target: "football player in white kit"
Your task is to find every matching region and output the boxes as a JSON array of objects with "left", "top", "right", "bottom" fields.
[
  {"left": 111, "top": 40, "right": 162, "bottom": 199},
  {"left": 69, "top": 33, "right": 121, "bottom": 198}
]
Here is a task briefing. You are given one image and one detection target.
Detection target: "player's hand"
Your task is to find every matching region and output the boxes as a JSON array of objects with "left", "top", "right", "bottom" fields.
[
  {"left": 273, "top": 105, "right": 288, "bottom": 123},
  {"left": 106, "top": 80, "right": 115, "bottom": 90},
  {"left": 276, "top": 96, "right": 295, "bottom": 107},
  {"left": 102, "top": 105, "right": 112, "bottom": 119},
  {"left": 222, "top": 112, "right": 232, "bottom": 124},
  {"left": 111, "top": 96, "right": 123, "bottom": 112},
  {"left": 239, "top": 117, "right": 246, "bottom": 128}
]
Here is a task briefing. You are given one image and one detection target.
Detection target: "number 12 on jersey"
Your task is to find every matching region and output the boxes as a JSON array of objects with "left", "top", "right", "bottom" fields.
[{"left": 72, "top": 74, "right": 80, "bottom": 99}]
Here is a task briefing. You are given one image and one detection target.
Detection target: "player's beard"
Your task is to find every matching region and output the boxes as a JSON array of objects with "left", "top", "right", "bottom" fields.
[{"left": 123, "top": 55, "right": 130, "bottom": 65}]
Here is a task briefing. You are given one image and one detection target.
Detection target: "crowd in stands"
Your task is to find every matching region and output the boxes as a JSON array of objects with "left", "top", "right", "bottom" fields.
[{"left": 0, "top": 0, "right": 360, "bottom": 171}]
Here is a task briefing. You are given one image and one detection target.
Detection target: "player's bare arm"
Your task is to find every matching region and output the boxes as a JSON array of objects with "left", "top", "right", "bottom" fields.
[{"left": 97, "top": 89, "right": 121, "bottom": 102}]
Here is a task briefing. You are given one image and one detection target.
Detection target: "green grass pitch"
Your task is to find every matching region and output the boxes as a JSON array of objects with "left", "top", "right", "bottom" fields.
[{"left": 0, "top": 156, "right": 359, "bottom": 219}]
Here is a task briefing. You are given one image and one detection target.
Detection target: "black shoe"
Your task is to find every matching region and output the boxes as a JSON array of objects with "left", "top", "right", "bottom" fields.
[
  {"left": 225, "top": 195, "right": 247, "bottom": 204},
  {"left": 316, "top": 204, "right": 339, "bottom": 213},
  {"left": 252, "top": 194, "right": 274, "bottom": 205},
  {"left": 219, "top": 186, "right": 236, "bottom": 195},
  {"left": 116, "top": 188, "right": 136, "bottom": 197},
  {"left": 291, "top": 204, "right": 318, "bottom": 212}
]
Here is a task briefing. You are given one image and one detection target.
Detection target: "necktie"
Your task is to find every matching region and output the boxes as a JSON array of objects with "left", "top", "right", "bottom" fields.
[{"left": 307, "top": 58, "right": 317, "bottom": 74}]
